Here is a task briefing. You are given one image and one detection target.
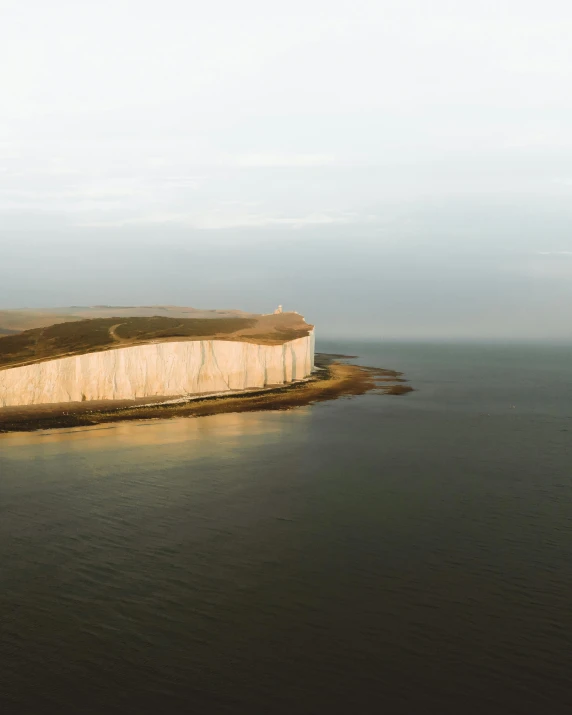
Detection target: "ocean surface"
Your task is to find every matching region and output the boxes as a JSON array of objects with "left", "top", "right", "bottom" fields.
[{"left": 1, "top": 341, "right": 571, "bottom": 714}]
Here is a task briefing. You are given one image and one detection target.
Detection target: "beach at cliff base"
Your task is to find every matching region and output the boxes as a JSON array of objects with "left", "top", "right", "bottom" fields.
[{"left": 0, "top": 355, "right": 412, "bottom": 433}]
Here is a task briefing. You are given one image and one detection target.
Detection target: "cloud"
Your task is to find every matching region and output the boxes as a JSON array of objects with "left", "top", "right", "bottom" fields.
[
  {"left": 231, "top": 153, "right": 335, "bottom": 168},
  {"left": 536, "top": 251, "right": 572, "bottom": 256},
  {"left": 76, "top": 210, "right": 356, "bottom": 230}
]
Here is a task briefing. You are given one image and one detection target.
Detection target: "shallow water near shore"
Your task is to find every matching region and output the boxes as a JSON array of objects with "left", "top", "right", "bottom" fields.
[{"left": 1, "top": 341, "right": 571, "bottom": 713}]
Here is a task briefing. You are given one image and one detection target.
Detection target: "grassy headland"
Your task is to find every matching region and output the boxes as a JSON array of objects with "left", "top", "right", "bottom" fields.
[{"left": 0, "top": 312, "right": 313, "bottom": 371}]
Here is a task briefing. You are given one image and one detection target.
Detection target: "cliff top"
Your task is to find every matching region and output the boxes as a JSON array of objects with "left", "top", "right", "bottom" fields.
[
  {"left": 0, "top": 312, "right": 313, "bottom": 371},
  {"left": 0, "top": 305, "right": 256, "bottom": 335}
]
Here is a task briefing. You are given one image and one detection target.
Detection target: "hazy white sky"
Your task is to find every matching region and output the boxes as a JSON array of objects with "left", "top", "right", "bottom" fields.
[{"left": 1, "top": 0, "right": 571, "bottom": 339}]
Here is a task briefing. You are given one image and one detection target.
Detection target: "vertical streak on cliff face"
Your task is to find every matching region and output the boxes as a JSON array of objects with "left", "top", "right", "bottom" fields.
[
  {"left": 292, "top": 342, "right": 297, "bottom": 381},
  {"left": 211, "top": 341, "right": 232, "bottom": 391},
  {"left": 113, "top": 351, "right": 119, "bottom": 396},
  {"left": 261, "top": 344, "right": 267, "bottom": 387},
  {"left": 0, "top": 332, "right": 315, "bottom": 407},
  {"left": 197, "top": 341, "right": 206, "bottom": 393}
]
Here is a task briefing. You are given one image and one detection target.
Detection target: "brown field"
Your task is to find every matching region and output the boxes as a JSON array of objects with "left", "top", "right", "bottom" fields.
[{"left": 0, "top": 305, "right": 256, "bottom": 333}]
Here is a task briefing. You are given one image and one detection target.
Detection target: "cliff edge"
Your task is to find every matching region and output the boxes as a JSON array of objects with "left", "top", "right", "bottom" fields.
[{"left": 0, "top": 310, "right": 315, "bottom": 407}]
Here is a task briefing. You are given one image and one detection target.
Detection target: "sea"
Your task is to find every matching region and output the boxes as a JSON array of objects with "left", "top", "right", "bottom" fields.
[{"left": 1, "top": 340, "right": 571, "bottom": 714}]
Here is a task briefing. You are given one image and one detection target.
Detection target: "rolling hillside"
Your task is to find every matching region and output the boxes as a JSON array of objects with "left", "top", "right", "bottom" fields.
[{"left": 0, "top": 312, "right": 313, "bottom": 371}]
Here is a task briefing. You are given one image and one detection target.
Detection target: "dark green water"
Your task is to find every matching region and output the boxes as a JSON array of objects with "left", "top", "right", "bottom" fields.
[{"left": 1, "top": 341, "right": 571, "bottom": 714}]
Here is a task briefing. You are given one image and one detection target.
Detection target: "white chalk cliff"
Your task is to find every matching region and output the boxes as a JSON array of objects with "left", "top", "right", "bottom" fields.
[{"left": 0, "top": 332, "right": 315, "bottom": 407}]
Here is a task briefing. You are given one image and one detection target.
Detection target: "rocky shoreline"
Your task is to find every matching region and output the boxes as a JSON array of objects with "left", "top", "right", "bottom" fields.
[{"left": 0, "top": 354, "right": 412, "bottom": 434}]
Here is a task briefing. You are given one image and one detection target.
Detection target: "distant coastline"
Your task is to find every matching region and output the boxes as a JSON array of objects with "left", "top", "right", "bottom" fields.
[{"left": 0, "top": 354, "right": 412, "bottom": 434}]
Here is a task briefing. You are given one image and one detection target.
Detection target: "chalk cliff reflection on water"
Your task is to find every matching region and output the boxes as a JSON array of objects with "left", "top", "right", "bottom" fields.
[{"left": 0, "top": 408, "right": 312, "bottom": 458}]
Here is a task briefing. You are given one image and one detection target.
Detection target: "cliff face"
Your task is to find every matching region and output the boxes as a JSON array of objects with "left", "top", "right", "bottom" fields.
[{"left": 0, "top": 332, "right": 315, "bottom": 408}]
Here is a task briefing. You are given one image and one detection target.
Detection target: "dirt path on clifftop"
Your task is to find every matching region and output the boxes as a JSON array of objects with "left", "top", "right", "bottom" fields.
[{"left": 108, "top": 323, "right": 127, "bottom": 343}]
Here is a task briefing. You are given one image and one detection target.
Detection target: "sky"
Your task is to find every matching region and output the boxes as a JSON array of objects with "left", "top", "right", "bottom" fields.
[{"left": 1, "top": 0, "right": 571, "bottom": 340}]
